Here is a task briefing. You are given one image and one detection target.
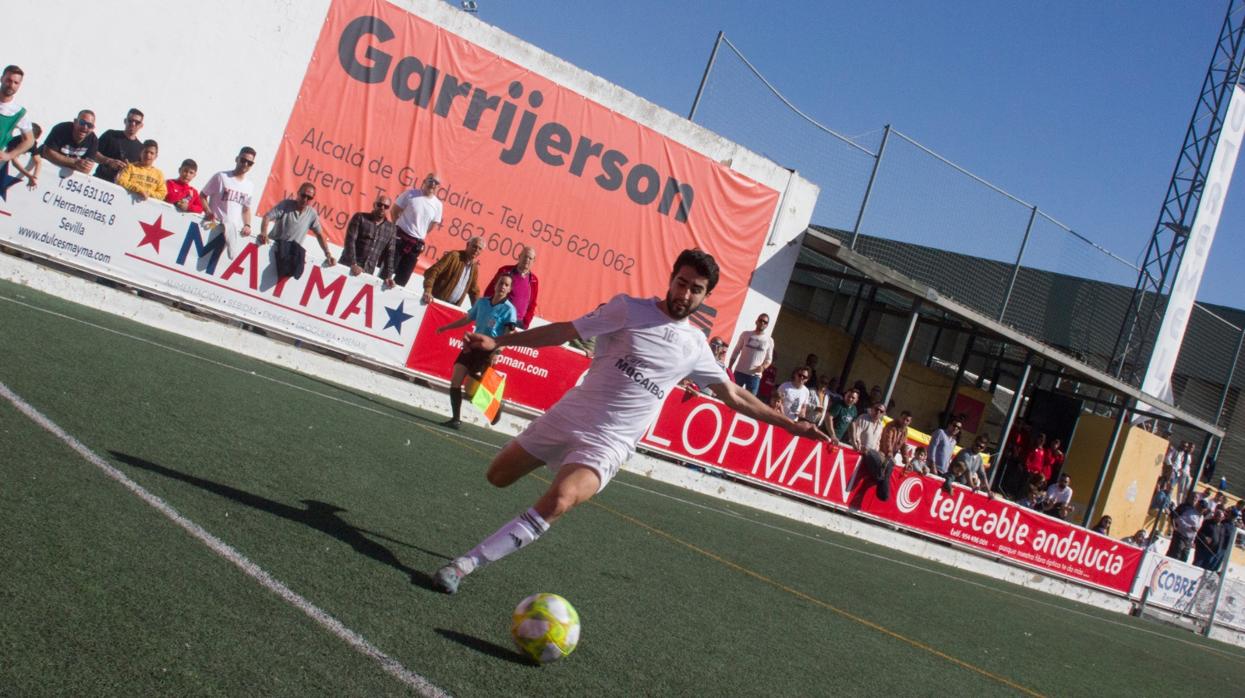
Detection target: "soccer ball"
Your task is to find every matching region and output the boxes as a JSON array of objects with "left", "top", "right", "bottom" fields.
[{"left": 510, "top": 593, "right": 581, "bottom": 664}]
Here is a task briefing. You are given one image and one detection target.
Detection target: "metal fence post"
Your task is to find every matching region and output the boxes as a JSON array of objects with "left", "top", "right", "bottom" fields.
[
  {"left": 847, "top": 125, "right": 890, "bottom": 251},
  {"left": 687, "top": 31, "right": 724, "bottom": 121},
  {"left": 882, "top": 299, "right": 921, "bottom": 408},
  {"left": 990, "top": 352, "right": 1033, "bottom": 490},
  {"left": 1195, "top": 323, "right": 1244, "bottom": 485},
  {"left": 999, "top": 205, "right": 1038, "bottom": 322}
]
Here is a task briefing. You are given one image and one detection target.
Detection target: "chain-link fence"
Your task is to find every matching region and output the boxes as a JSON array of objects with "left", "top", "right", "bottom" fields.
[{"left": 692, "top": 34, "right": 1244, "bottom": 490}]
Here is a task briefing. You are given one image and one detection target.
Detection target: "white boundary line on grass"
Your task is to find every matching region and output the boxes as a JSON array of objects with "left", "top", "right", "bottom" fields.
[
  {"left": 0, "top": 380, "right": 451, "bottom": 697},
  {"left": 4, "top": 290, "right": 1245, "bottom": 656}
]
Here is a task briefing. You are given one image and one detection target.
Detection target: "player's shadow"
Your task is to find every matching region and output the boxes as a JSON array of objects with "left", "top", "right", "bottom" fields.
[
  {"left": 434, "top": 629, "right": 533, "bottom": 666},
  {"left": 108, "top": 451, "right": 447, "bottom": 590}
]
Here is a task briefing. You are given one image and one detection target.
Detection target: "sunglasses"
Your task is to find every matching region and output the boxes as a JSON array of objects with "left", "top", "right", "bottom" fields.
[
  {"left": 299, "top": 192, "right": 315, "bottom": 200},
  {"left": 238, "top": 158, "right": 255, "bottom": 167},
  {"left": 375, "top": 202, "right": 391, "bottom": 209},
  {"left": 76, "top": 119, "right": 95, "bottom": 129},
  {"left": 797, "top": 373, "right": 809, "bottom": 379},
  {"left": 424, "top": 178, "right": 440, "bottom": 186}
]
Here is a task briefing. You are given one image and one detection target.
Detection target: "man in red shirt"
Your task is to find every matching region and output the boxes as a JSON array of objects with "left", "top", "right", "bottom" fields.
[
  {"left": 164, "top": 159, "right": 206, "bottom": 214},
  {"left": 483, "top": 244, "right": 540, "bottom": 328}
]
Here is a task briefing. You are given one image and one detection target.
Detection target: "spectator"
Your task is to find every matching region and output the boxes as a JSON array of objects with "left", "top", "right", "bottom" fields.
[
  {"left": 1045, "top": 438, "right": 1065, "bottom": 480},
  {"left": 5, "top": 122, "right": 41, "bottom": 189},
  {"left": 709, "top": 336, "right": 729, "bottom": 370},
  {"left": 825, "top": 376, "right": 843, "bottom": 404},
  {"left": 1192, "top": 508, "right": 1226, "bottom": 570},
  {"left": 928, "top": 416, "right": 963, "bottom": 476},
  {"left": 905, "top": 445, "right": 929, "bottom": 475},
  {"left": 827, "top": 388, "right": 860, "bottom": 442},
  {"left": 165, "top": 159, "right": 206, "bottom": 214},
  {"left": 1146, "top": 476, "right": 1175, "bottom": 536},
  {"left": 804, "top": 353, "right": 820, "bottom": 388},
  {"left": 880, "top": 410, "right": 912, "bottom": 468},
  {"left": 808, "top": 376, "right": 834, "bottom": 433},
  {"left": 422, "top": 236, "right": 482, "bottom": 306},
  {"left": 1165, "top": 439, "right": 1194, "bottom": 504},
  {"left": 943, "top": 435, "right": 992, "bottom": 497},
  {"left": 115, "top": 140, "right": 167, "bottom": 201},
  {"left": 727, "top": 313, "right": 774, "bottom": 395},
  {"left": 1041, "top": 473, "right": 1074, "bottom": 519},
  {"left": 435, "top": 274, "right": 517, "bottom": 429},
  {"left": 0, "top": 65, "right": 35, "bottom": 162},
  {"left": 849, "top": 402, "right": 890, "bottom": 500},
  {"left": 1121, "top": 529, "right": 1149, "bottom": 548},
  {"left": 200, "top": 147, "right": 257, "bottom": 258},
  {"left": 868, "top": 385, "right": 884, "bottom": 409},
  {"left": 259, "top": 183, "right": 335, "bottom": 277},
  {"left": 41, "top": 110, "right": 99, "bottom": 174},
  {"left": 1016, "top": 472, "right": 1047, "bottom": 509},
  {"left": 1092, "top": 515, "right": 1112, "bottom": 535},
  {"left": 390, "top": 171, "right": 443, "bottom": 287},
  {"left": 775, "top": 366, "right": 812, "bottom": 422},
  {"left": 483, "top": 245, "right": 540, "bottom": 328},
  {"left": 92, "top": 108, "right": 144, "bottom": 183},
  {"left": 1024, "top": 433, "right": 1050, "bottom": 484},
  {"left": 1166, "top": 499, "right": 1206, "bottom": 561},
  {"left": 342, "top": 194, "right": 398, "bottom": 286}
]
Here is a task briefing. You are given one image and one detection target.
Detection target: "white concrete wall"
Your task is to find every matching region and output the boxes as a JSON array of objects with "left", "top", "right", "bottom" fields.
[{"left": 7, "top": 0, "right": 816, "bottom": 331}]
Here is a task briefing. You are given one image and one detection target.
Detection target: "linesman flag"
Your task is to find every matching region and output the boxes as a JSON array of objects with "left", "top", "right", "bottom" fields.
[{"left": 468, "top": 368, "right": 506, "bottom": 422}]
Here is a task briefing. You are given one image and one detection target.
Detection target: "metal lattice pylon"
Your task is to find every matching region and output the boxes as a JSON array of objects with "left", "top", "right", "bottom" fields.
[{"left": 1111, "top": 0, "right": 1245, "bottom": 383}]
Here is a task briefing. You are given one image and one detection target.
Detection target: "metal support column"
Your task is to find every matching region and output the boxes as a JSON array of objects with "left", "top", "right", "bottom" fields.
[
  {"left": 943, "top": 333, "right": 976, "bottom": 422},
  {"left": 838, "top": 286, "right": 877, "bottom": 390},
  {"left": 990, "top": 352, "right": 1033, "bottom": 490},
  {"left": 924, "top": 313, "right": 945, "bottom": 368},
  {"left": 882, "top": 300, "right": 922, "bottom": 408},
  {"left": 1083, "top": 398, "right": 1133, "bottom": 527},
  {"left": 687, "top": 32, "right": 724, "bottom": 121}
]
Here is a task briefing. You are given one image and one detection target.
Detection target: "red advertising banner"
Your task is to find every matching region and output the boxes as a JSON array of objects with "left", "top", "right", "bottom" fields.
[
  {"left": 264, "top": 0, "right": 780, "bottom": 340},
  {"left": 406, "top": 301, "right": 589, "bottom": 411},
  {"left": 640, "top": 393, "right": 1144, "bottom": 594}
]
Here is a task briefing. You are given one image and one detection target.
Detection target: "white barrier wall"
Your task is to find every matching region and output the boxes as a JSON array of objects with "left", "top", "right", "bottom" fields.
[{"left": 5, "top": 0, "right": 817, "bottom": 329}]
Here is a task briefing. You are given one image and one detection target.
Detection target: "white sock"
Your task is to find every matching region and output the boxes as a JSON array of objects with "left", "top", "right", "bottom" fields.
[{"left": 455, "top": 507, "right": 550, "bottom": 575}]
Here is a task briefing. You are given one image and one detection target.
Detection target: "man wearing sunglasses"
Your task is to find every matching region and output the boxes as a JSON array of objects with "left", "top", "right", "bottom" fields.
[
  {"left": 41, "top": 110, "right": 99, "bottom": 174},
  {"left": 92, "top": 108, "right": 145, "bottom": 183},
  {"left": 201, "top": 147, "right": 257, "bottom": 258},
  {"left": 259, "top": 182, "right": 334, "bottom": 266},
  {"left": 390, "top": 171, "right": 443, "bottom": 287},
  {"left": 341, "top": 194, "right": 398, "bottom": 287}
]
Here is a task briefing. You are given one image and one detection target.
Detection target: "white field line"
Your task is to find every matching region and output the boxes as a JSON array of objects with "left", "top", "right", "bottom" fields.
[
  {"left": 4, "top": 292, "right": 1244, "bottom": 660},
  {"left": 0, "top": 380, "right": 450, "bottom": 697}
]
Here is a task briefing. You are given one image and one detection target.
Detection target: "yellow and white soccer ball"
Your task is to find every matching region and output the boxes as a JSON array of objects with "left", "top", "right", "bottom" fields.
[{"left": 510, "top": 593, "right": 581, "bottom": 664}]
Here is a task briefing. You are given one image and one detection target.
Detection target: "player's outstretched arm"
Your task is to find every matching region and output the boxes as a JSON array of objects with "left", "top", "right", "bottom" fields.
[
  {"left": 465, "top": 321, "right": 580, "bottom": 352},
  {"left": 709, "top": 381, "right": 832, "bottom": 444}
]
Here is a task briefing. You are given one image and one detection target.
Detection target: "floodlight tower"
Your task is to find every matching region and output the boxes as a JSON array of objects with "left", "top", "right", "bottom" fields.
[{"left": 1110, "top": 0, "right": 1245, "bottom": 383}]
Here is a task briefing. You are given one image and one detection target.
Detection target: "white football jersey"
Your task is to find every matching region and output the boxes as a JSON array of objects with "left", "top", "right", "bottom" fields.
[{"left": 538, "top": 294, "right": 729, "bottom": 460}]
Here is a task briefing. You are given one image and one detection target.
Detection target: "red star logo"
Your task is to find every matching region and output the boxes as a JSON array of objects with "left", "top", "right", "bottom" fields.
[{"left": 138, "top": 215, "right": 176, "bottom": 252}]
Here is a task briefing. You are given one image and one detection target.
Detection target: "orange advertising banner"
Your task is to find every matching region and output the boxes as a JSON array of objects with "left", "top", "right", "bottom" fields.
[{"left": 263, "top": 0, "right": 780, "bottom": 338}]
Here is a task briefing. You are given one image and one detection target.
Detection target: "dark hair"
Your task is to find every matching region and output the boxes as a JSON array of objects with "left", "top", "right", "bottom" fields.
[
  {"left": 127, "top": 108, "right": 144, "bottom": 120},
  {"left": 77, "top": 109, "right": 95, "bottom": 120},
  {"left": 239, "top": 146, "right": 257, "bottom": 158},
  {"left": 670, "top": 248, "right": 720, "bottom": 292},
  {"left": 31, "top": 122, "right": 42, "bottom": 139},
  {"left": 180, "top": 158, "right": 198, "bottom": 170},
  {"left": 2, "top": 65, "right": 22, "bottom": 77},
  {"left": 142, "top": 139, "right": 158, "bottom": 150}
]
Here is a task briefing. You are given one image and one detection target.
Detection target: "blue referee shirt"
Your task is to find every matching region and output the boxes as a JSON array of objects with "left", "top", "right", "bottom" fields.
[{"left": 468, "top": 297, "right": 518, "bottom": 338}]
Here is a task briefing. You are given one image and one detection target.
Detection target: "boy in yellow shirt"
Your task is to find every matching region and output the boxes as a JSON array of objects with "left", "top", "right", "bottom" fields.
[{"left": 116, "top": 139, "right": 167, "bottom": 201}]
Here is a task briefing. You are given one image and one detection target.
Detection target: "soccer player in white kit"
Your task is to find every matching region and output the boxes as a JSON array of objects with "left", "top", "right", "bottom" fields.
[{"left": 433, "top": 249, "right": 831, "bottom": 593}]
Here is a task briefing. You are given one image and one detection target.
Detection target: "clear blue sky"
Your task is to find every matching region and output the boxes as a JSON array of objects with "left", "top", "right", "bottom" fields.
[{"left": 476, "top": 0, "right": 1243, "bottom": 310}]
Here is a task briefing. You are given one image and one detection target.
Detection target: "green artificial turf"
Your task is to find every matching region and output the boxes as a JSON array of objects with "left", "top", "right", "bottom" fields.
[{"left": 1, "top": 276, "right": 1243, "bottom": 696}]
